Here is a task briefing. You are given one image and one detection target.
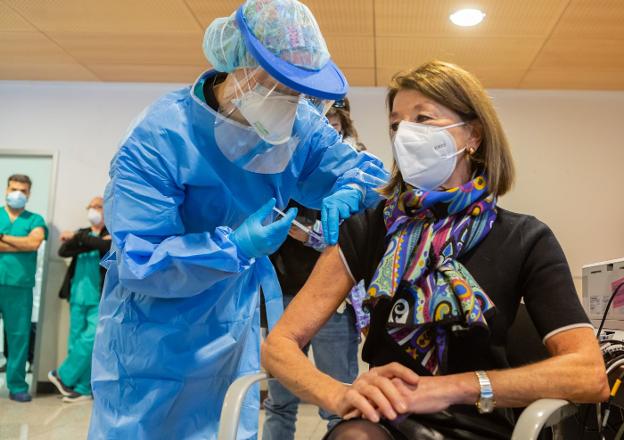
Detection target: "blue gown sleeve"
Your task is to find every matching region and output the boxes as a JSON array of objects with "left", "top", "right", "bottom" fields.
[
  {"left": 105, "top": 137, "right": 252, "bottom": 298},
  {"left": 293, "top": 119, "right": 389, "bottom": 209}
]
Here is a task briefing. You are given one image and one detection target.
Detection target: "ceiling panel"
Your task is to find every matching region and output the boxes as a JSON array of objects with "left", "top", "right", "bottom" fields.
[
  {"left": 521, "top": 68, "right": 624, "bottom": 90},
  {"left": 4, "top": 0, "right": 202, "bottom": 34},
  {"left": 184, "top": 0, "right": 374, "bottom": 35},
  {"left": 551, "top": 0, "right": 624, "bottom": 40},
  {"left": 326, "top": 36, "right": 374, "bottom": 68},
  {"left": 0, "top": 62, "right": 98, "bottom": 81},
  {"left": 183, "top": 0, "right": 245, "bottom": 28},
  {"left": 341, "top": 67, "right": 376, "bottom": 87},
  {"left": 0, "top": 31, "right": 78, "bottom": 64},
  {"left": 88, "top": 64, "right": 207, "bottom": 83},
  {"left": 376, "top": 36, "right": 543, "bottom": 70},
  {"left": 303, "top": 0, "right": 374, "bottom": 36},
  {"left": 0, "top": 0, "right": 623, "bottom": 89},
  {"left": 531, "top": 38, "right": 624, "bottom": 70},
  {"left": 375, "top": 0, "right": 568, "bottom": 38},
  {"left": 0, "top": 2, "right": 36, "bottom": 31},
  {"left": 48, "top": 32, "right": 206, "bottom": 66},
  {"left": 461, "top": 67, "right": 526, "bottom": 88}
]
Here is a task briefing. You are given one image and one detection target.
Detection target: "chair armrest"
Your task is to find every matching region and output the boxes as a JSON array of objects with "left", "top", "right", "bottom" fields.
[
  {"left": 511, "top": 398, "right": 576, "bottom": 440},
  {"left": 218, "top": 372, "right": 270, "bottom": 440}
]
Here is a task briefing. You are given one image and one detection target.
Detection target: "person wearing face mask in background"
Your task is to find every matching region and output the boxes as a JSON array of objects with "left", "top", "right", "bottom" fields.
[
  {"left": 88, "top": 0, "right": 388, "bottom": 438},
  {"left": 0, "top": 174, "right": 47, "bottom": 403},
  {"left": 48, "top": 196, "right": 110, "bottom": 403}
]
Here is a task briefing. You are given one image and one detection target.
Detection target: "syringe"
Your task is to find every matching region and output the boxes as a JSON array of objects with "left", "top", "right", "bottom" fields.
[{"left": 272, "top": 207, "right": 323, "bottom": 242}]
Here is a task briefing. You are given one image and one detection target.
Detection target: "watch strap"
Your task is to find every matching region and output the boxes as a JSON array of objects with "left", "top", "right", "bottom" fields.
[{"left": 475, "top": 370, "right": 495, "bottom": 413}]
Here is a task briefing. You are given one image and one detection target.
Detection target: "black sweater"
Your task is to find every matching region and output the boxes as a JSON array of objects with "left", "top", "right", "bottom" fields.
[
  {"left": 338, "top": 202, "right": 590, "bottom": 439},
  {"left": 57, "top": 227, "right": 111, "bottom": 301}
]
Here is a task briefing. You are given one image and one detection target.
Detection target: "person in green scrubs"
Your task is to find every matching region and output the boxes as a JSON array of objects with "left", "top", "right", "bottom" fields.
[
  {"left": 48, "top": 196, "right": 110, "bottom": 403},
  {"left": 0, "top": 174, "right": 47, "bottom": 403}
]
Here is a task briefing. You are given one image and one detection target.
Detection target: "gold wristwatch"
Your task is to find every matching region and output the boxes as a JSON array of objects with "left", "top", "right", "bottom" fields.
[{"left": 475, "top": 370, "right": 495, "bottom": 414}]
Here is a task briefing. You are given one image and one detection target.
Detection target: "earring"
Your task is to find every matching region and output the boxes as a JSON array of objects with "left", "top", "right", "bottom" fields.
[{"left": 468, "top": 147, "right": 475, "bottom": 155}]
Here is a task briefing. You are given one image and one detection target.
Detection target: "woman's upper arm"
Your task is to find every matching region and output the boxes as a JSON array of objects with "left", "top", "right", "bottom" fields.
[
  {"left": 269, "top": 245, "right": 355, "bottom": 348},
  {"left": 520, "top": 219, "right": 592, "bottom": 341},
  {"left": 544, "top": 327, "right": 602, "bottom": 362}
]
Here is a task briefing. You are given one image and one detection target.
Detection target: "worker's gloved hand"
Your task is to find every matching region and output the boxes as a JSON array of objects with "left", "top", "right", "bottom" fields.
[
  {"left": 230, "top": 198, "right": 297, "bottom": 260},
  {"left": 321, "top": 186, "right": 363, "bottom": 246}
]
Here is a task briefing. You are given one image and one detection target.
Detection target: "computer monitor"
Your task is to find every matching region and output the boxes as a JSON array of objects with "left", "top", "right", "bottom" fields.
[{"left": 582, "top": 257, "right": 624, "bottom": 330}]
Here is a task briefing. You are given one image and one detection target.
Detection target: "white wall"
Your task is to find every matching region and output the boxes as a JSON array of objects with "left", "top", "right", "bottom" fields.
[
  {"left": 1, "top": 80, "right": 623, "bottom": 381},
  {"left": 0, "top": 80, "right": 183, "bottom": 383}
]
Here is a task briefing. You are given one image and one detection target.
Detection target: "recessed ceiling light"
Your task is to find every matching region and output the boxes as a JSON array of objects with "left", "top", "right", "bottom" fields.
[{"left": 449, "top": 8, "right": 486, "bottom": 27}]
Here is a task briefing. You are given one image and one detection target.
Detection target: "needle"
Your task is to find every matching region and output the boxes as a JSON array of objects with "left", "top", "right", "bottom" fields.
[{"left": 272, "top": 206, "right": 323, "bottom": 242}]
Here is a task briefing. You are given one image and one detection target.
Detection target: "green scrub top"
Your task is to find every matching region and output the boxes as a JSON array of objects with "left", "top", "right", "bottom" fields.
[
  {"left": 0, "top": 206, "right": 48, "bottom": 288},
  {"left": 70, "top": 234, "right": 102, "bottom": 305}
]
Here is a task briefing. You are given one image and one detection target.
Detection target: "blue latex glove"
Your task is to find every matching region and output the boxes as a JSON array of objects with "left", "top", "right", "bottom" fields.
[
  {"left": 230, "top": 198, "right": 297, "bottom": 260},
  {"left": 321, "top": 186, "right": 363, "bottom": 245}
]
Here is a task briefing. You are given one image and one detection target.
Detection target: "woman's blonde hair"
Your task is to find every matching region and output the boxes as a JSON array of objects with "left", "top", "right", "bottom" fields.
[{"left": 381, "top": 61, "right": 515, "bottom": 197}]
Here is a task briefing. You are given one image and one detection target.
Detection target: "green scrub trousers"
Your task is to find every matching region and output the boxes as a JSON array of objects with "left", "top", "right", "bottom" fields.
[
  {"left": 0, "top": 285, "right": 32, "bottom": 393},
  {"left": 58, "top": 303, "right": 99, "bottom": 395},
  {"left": 0, "top": 207, "right": 47, "bottom": 395},
  {"left": 58, "top": 245, "right": 101, "bottom": 395}
]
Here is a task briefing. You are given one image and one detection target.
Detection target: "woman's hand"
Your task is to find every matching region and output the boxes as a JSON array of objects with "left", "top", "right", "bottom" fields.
[
  {"left": 329, "top": 362, "right": 420, "bottom": 423},
  {"left": 391, "top": 376, "right": 459, "bottom": 414}
]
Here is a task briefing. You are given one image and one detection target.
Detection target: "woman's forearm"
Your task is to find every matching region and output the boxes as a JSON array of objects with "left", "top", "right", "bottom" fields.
[
  {"left": 261, "top": 246, "right": 360, "bottom": 414},
  {"left": 432, "top": 354, "right": 607, "bottom": 411},
  {"left": 440, "top": 329, "right": 609, "bottom": 409},
  {"left": 400, "top": 328, "right": 609, "bottom": 415},
  {"left": 261, "top": 335, "right": 347, "bottom": 413},
  {"left": 487, "top": 351, "right": 609, "bottom": 406}
]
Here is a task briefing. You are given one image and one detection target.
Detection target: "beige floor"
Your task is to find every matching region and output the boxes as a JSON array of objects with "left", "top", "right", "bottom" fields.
[
  {"left": 0, "top": 336, "right": 363, "bottom": 439},
  {"left": 0, "top": 394, "right": 328, "bottom": 440}
]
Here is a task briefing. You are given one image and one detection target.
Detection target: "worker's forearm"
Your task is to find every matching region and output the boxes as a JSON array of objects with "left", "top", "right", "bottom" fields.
[
  {"left": 261, "top": 336, "right": 346, "bottom": 412},
  {"left": 0, "top": 241, "right": 17, "bottom": 252},
  {"left": 1, "top": 235, "right": 41, "bottom": 251}
]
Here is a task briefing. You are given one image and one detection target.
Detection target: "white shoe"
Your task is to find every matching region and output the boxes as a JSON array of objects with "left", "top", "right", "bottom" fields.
[
  {"left": 62, "top": 394, "right": 92, "bottom": 403},
  {"left": 47, "top": 370, "right": 78, "bottom": 397}
]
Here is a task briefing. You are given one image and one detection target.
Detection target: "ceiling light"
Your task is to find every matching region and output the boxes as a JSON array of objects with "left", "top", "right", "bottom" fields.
[{"left": 449, "top": 8, "right": 485, "bottom": 27}]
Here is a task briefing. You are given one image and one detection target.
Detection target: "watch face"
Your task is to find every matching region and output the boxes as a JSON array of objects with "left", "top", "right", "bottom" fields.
[{"left": 478, "top": 398, "right": 495, "bottom": 413}]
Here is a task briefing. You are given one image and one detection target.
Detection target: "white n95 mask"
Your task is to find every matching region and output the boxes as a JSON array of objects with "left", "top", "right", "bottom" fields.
[
  {"left": 392, "top": 120, "right": 466, "bottom": 190},
  {"left": 233, "top": 90, "right": 300, "bottom": 145},
  {"left": 87, "top": 208, "right": 102, "bottom": 226}
]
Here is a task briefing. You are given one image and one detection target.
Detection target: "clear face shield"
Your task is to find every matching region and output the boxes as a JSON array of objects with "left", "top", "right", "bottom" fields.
[
  {"left": 218, "top": 67, "right": 333, "bottom": 137},
  {"left": 212, "top": 66, "right": 334, "bottom": 174}
]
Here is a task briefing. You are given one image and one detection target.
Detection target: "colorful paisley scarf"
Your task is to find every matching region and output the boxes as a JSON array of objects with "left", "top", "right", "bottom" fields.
[{"left": 365, "top": 176, "right": 497, "bottom": 375}]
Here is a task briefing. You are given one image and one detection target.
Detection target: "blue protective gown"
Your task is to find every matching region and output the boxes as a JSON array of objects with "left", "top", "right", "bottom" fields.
[{"left": 88, "top": 71, "right": 387, "bottom": 440}]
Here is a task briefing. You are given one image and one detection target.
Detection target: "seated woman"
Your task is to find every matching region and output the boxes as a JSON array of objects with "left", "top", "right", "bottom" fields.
[{"left": 261, "top": 61, "right": 609, "bottom": 440}]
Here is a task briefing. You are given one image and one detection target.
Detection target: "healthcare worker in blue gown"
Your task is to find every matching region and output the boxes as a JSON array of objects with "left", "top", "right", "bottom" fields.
[{"left": 88, "top": 1, "right": 388, "bottom": 439}]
